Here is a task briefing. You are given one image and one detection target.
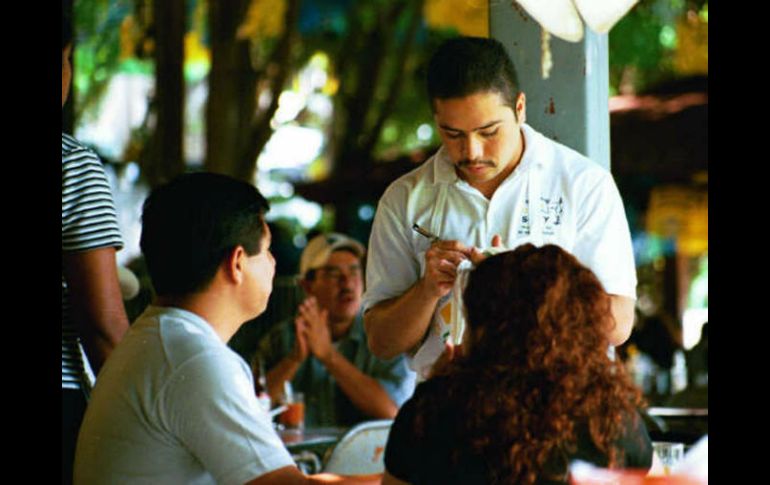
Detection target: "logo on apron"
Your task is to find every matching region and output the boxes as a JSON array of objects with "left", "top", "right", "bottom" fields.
[{"left": 517, "top": 196, "right": 564, "bottom": 236}]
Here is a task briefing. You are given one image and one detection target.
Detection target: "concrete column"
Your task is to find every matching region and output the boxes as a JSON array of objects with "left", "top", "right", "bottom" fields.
[{"left": 489, "top": 1, "right": 611, "bottom": 170}]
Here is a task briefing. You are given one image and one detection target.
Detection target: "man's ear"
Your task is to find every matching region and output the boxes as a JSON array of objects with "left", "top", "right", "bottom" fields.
[
  {"left": 515, "top": 92, "right": 527, "bottom": 124},
  {"left": 225, "top": 246, "right": 247, "bottom": 285}
]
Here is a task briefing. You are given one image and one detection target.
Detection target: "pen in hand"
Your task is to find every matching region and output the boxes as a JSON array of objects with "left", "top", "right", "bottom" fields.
[
  {"left": 413, "top": 223, "right": 495, "bottom": 262},
  {"left": 412, "top": 223, "right": 440, "bottom": 243}
]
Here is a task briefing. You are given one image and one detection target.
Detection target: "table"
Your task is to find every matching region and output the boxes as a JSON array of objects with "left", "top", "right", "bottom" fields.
[
  {"left": 279, "top": 427, "right": 348, "bottom": 474},
  {"left": 645, "top": 407, "right": 708, "bottom": 446},
  {"left": 280, "top": 426, "right": 347, "bottom": 451},
  {"left": 647, "top": 407, "right": 708, "bottom": 417}
]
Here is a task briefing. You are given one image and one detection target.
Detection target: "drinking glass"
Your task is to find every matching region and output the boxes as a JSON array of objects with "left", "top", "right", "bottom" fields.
[
  {"left": 652, "top": 441, "right": 685, "bottom": 475},
  {"left": 279, "top": 392, "right": 305, "bottom": 431}
]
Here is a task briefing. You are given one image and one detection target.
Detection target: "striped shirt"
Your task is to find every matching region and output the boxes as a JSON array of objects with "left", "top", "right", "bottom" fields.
[{"left": 62, "top": 133, "right": 123, "bottom": 390}]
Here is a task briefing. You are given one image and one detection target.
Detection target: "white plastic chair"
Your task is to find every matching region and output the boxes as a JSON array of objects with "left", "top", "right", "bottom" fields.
[{"left": 322, "top": 420, "right": 393, "bottom": 475}]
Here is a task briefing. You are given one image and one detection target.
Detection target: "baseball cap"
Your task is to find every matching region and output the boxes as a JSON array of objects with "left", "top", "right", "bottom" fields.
[{"left": 299, "top": 233, "right": 366, "bottom": 279}]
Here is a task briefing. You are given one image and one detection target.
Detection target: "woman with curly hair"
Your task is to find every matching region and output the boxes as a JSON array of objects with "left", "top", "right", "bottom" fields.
[{"left": 383, "top": 244, "right": 653, "bottom": 484}]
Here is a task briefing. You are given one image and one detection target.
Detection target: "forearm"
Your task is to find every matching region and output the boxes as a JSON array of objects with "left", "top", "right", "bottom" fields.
[
  {"left": 364, "top": 281, "right": 440, "bottom": 360},
  {"left": 245, "top": 467, "right": 382, "bottom": 484},
  {"left": 321, "top": 350, "right": 398, "bottom": 419},
  {"left": 308, "top": 473, "right": 383, "bottom": 484},
  {"left": 64, "top": 248, "right": 130, "bottom": 374},
  {"left": 608, "top": 294, "right": 636, "bottom": 346},
  {"left": 76, "top": 306, "right": 129, "bottom": 373},
  {"left": 266, "top": 357, "right": 302, "bottom": 402}
]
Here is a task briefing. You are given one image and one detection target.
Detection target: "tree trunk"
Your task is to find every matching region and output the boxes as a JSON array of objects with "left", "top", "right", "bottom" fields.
[
  {"left": 205, "top": 0, "right": 255, "bottom": 179},
  {"left": 236, "top": 0, "right": 302, "bottom": 183},
  {"left": 334, "top": 1, "right": 407, "bottom": 179},
  {"left": 205, "top": 0, "right": 301, "bottom": 183},
  {"left": 329, "top": 0, "right": 420, "bottom": 233},
  {"left": 359, "top": 0, "right": 425, "bottom": 157},
  {"left": 141, "top": 0, "right": 185, "bottom": 188}
]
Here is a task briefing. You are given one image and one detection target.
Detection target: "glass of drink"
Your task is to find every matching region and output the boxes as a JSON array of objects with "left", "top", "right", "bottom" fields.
[
  {"left": 652, "top": 441, "right": 685, "bottom": 475},
  {"left": 279, "top": 392, "right": 305, "bottom": 432}
]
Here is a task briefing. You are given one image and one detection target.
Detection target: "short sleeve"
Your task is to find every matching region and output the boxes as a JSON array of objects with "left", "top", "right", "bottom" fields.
[
  {"left": 573, "top": 171, "right": 637, "bottom": 299},
  {"left": 160, "top": 351, "right": 295, "bottom": 485},
  {"left": 62, "top": 139, "right": 124, "bottom": 253},
  {"left": 361, "top": 191, "right": 421, "bottom": 313}
]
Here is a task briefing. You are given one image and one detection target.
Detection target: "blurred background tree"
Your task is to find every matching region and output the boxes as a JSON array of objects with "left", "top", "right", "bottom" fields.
[
  {"left": 67, "top": 0, "right": 706, "bottom": 264},
  {"left": 609, "top": 0, "right": 708, "bottom": 95},
  {"left": 71, "top": 0, "right": 491, "bottom": 249},
  {"left": 67, "top": 0, "right": 706, "bottom": 362},
  {"left": 205, "top": 0, "right": 301, "bottom": 182}
]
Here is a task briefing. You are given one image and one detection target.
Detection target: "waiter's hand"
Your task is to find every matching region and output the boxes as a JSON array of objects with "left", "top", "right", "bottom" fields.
[
  {"left": 430, "top": 341, "right": 467, "bottom": 378},
  {"left": 296, "top": 296, "right": 334, "bottom": 363},
  {"left": 421, "top": 240, "right": 473, "bottom": 298},
  {"left": 469, "top": 234, "right": 504, "bottom": 265}
]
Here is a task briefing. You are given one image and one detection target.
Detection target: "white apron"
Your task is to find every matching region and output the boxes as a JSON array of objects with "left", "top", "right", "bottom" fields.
[{"left": 409, "top": 166, "right": 545, "bottom": 380}]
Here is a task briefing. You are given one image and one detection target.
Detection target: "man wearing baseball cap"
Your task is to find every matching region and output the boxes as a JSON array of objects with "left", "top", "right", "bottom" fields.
[{"left": 258, "top": 233, "right": 416, "bottom": 427}]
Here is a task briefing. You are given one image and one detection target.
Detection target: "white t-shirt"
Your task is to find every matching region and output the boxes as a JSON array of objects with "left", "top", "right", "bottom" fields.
[
  {"left": 363, "top": 123, "right": 636, "bottom": 377},
  {"left": 74, "top": 306, "right": 295, "bottom": 485}
]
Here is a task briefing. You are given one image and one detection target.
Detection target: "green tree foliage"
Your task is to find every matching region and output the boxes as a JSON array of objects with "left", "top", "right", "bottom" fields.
[
  {"left": 140, "top": 0, "right": 186, "bottom": 187},
  {"left": 70, "top": 0, "right": 707, "bottom": 200},
  {"left": 72, "top": 0, "right": 134, "bottom": 125},
  {"left": 609, "top": 0, "right": 708, "bottom": 94}
]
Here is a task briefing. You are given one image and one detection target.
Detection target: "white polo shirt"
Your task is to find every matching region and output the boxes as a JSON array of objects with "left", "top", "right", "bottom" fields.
[{"left": 363, "top": 123, "right": 636, "bottom": 377}]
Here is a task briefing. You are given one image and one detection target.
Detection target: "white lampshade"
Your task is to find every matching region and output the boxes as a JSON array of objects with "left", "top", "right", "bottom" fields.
[
  {"left": 516, "top": 0, "right": 584, "bottom": 42},
  {"left": 573, "top": 0, "right": 639, "bottom": 34},
  {"left": 515, "top": 0, "right": 639, "bottom": 42}
]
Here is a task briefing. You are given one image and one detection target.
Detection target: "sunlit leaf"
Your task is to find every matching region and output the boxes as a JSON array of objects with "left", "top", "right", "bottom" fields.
[
  {"left": 424, "top": 0, "right": 488, "bottom": 37},
  {"left": 238, "top": 0, "right": 287, "bottom": 39},
  {"left": 673, "top": 11, "right": 707, "bottom": 75}
]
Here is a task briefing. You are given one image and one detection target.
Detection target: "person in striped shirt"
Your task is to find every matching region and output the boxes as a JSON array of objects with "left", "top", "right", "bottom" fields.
[{"left": 61, "top": 3, "right": 129, "bottom": 483}]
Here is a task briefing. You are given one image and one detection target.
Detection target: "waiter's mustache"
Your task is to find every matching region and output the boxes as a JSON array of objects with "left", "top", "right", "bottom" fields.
[{"left": 457, "top": 159, "right": 495, "bottom": 168}]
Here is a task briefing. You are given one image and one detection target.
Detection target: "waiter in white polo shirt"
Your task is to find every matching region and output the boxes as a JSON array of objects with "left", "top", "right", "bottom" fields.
[{"left": 362, "top": 36, "right": 637, "bottom": 379}]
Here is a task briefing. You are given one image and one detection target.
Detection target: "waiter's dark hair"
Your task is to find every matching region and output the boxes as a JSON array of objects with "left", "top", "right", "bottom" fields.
[{"left": 427, "top": 36, "right": 521, "bottom": 111}]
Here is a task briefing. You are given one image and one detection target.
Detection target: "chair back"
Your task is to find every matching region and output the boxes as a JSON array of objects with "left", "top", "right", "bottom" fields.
[{"left": 322, "top": 420, "right": 393, "bottom": 475}]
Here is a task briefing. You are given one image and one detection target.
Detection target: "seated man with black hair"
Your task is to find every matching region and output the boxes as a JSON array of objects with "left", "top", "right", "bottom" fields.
[{"left": 74, "top": 173, "right": 378, "bottom": 485}]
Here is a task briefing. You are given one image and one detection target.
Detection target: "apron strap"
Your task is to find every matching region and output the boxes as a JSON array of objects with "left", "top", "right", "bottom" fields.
[
  {"left": 527, "top": 165, "right": 543, "bottom": 246},
  {"left": 429, "top": 182, "right": 449, "bottom": 239}
]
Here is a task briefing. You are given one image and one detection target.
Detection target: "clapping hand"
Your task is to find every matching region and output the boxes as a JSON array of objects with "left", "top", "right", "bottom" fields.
[{"left": 295, "top": 296, "right": 333, "bottom": 363}]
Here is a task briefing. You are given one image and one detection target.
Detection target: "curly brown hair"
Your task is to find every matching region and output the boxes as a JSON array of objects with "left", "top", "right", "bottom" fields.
[{"left": 415, "top": 244, "right": 644, "bottom": 484}]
